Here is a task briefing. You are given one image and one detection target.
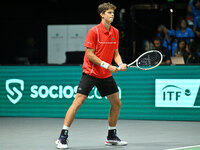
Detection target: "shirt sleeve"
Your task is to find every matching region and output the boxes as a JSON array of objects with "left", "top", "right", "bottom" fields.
[{"left": 84, "top": 29, "right": 97, "bottom": 50}]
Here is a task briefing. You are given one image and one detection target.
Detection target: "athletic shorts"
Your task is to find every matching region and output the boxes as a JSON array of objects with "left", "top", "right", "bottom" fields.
[{"left": 77, "top": 72, "right": 119, "bottom": 97}]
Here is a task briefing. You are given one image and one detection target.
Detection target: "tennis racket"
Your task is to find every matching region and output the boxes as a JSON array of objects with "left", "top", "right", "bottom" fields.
[{"left": 126, "top": 50, "right": 163, "bottom": 70}]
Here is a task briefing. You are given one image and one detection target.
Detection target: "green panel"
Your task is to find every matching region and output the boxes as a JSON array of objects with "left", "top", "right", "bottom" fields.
[{"left": 0, "top": 65, "right": 200, "bottom": 121}]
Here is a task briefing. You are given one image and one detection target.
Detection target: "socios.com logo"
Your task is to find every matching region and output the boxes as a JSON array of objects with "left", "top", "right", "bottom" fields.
[
  {"left": 30, "top": 85, "right": 121, "bottom": 100},
  {"left": 5, "top": 79, "right": 121, "bottom": 104},
  {"left": 155, "top": 79, "right": 200, "bottom": 108},
  {"left": 6, "top": 79, "right": 24, "bottom": 104}
]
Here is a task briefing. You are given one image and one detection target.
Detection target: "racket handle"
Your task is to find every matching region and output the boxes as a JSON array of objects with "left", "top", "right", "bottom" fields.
[{"left": 118, "top": 64, "right": 128, "bottom": 70}]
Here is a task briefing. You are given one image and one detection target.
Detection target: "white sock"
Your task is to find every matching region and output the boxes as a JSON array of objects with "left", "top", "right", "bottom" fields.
[
  {"left": 108, "top": 126, "right": 116, "bottom": 130},
  {"left": 62, "top": 124, "right": 70, "bottom": 130}
]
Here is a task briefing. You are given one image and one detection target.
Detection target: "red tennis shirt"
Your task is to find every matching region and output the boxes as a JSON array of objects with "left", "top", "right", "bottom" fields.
[{"left": 83, "top": 22, "right": 119, "bottom": 79}]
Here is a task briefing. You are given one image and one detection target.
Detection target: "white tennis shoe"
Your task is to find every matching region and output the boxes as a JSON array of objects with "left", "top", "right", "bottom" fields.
[
  {"left": 105, "top": 139, "right": 128, "bottom": 146},
  {"left": 55, "top": 138, "right": 68, "bottom": 149},
  {"left": 105, "top": 129, "right": 128, "bottom": 146}
]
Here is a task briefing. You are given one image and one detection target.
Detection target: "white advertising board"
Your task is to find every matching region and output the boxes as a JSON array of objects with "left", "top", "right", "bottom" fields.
[{"left": 48, "top": 24, "right": 96, "bottom": 64}]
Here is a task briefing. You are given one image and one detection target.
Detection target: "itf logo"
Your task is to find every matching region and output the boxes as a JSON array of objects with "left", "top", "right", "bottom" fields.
[
  {"left": 155, "top": 79, "right": 200, "bottom": 108},
  {"left": 6, "top": 79, "right": 24, "bottom": 104}
]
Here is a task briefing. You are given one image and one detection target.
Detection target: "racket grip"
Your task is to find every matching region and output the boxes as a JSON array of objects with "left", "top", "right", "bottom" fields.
[{"left": 118, "top": 64, "right": 128, "bottom": 70}]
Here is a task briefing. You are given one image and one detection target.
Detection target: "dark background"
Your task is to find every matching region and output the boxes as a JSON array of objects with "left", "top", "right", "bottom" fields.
[{"left": 0, "top": 0, "right": 188, "bottom": 65}]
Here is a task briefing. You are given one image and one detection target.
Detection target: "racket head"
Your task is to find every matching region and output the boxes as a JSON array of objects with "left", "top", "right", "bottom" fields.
[
  {"left": 127, "top": 50, "right": 163, "bottom": 70},
  {"left": 136, "top": 50, "right": 163, "bottom": 70}
]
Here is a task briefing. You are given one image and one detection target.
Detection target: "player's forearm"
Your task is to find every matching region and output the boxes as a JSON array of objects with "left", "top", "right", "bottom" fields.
[
  {"left": 88, "top": 51, "right": 117, "bottom": 71},
  {"left": 114, "top": 55, "right": 123, "bottom": 66},
  {"left": 86, "top": 48, "right": 103, "bottom": 66},
  {"left": 114, "top": 50, "right": 123, "bottom": 66},
  {"left": 87, "top": 48, "right": 118, "bottom": 72}
]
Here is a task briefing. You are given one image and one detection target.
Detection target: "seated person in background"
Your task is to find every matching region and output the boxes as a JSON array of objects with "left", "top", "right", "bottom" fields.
[
  {"left": 175, "top": 18, "right": 195, "bottom": 43},
  {"left": 174, "top": 39, "right": 188, "bottom": 63},
  {"left": 185, "top": 41, "right": 200, "bottom": 63},
  {"left": 174, "top": 39, "right": 187, "bottom": 57},
  {"left": 153, "top": 37, "right": 171, "bottom": 65},
  {"left": 163, "top": 30, "right": 178, "bottom": 56}
]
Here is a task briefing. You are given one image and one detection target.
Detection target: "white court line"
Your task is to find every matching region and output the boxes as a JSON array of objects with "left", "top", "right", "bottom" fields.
[{"left": 166, "top": 145, "right": 200, "bottom": 150}]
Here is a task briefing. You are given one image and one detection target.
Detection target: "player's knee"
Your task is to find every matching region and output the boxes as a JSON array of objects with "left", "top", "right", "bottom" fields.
[
  {"left": 72, "top": 100, "right": 83, "bottom": 109},
  {"left": 72, "top": 95, "right": 85, "bottom": 109},
  {"left": 113, "top": 100, "right": 121, "bottom": 109},
  {"left": 117, "top": 100, "right": 121, "bottom": 108},
  {"left": 72, "top": 101, "right": 82, "bottom": 112}
]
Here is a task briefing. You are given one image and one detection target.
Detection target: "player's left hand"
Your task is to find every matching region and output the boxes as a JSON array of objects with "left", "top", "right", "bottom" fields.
[{"left": 118, "top": 63, "right": 127, "bottom": 71}]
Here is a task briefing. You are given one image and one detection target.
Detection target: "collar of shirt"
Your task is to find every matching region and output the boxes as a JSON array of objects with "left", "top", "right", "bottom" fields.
[{"left": 99, "top": 22, "right": 113, "bottom": 36}]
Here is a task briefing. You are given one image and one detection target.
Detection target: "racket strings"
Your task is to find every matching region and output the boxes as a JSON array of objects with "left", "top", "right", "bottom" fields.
[{"left": 138, "top": 52, "right": 161, "bottom": 68}]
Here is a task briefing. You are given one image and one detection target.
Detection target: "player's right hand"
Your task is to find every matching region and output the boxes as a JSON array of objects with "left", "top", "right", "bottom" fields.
[{"left": 108, "top": 65, "right": 119, "bottom": 73}]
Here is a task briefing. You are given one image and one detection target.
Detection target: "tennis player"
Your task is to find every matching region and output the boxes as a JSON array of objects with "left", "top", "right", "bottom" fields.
[{"left": 56, "top": 2, "right": 127, "bottom": 149}]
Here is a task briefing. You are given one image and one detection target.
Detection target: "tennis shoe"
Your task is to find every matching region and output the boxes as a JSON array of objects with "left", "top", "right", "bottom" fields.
[
  {"left": 105, "top": 129, "right": 127, "bottom": 146},
  {"left": 55, "top": 135, "right": 68, "bottom": 149}
]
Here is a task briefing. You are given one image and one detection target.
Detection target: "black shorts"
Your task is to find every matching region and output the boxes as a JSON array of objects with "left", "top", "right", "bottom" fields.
[{"left": 77, "top": 73, "right": 119, "bottom": 97}]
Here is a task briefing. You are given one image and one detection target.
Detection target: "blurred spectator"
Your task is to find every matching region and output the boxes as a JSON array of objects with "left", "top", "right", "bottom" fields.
[
  {"left": 185, "top": 41, "right": 200, "bottom": 63},
  {"left": 174, "top": 39, "right": 187, "bottom": 57},
  {"left": 143, "top": 40, "right": 154, "bottom": 51},
  {"left": 175, "top": 18, "right": 195, "bottom": 43},
  {"left": 153, "top": 37, "right": 171, "bottom": 65},
  {"left": 157, "top": 24, "right": 168, "bottom": 41},
  {"left": 174, "top": 39, "right": 188, "bottom": 63},
  {"left": 163, "top": 30, "right": 178, "bottom": 56},
  {"left": 187, "top": 0, "right": 200, "bottom": 26}
]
